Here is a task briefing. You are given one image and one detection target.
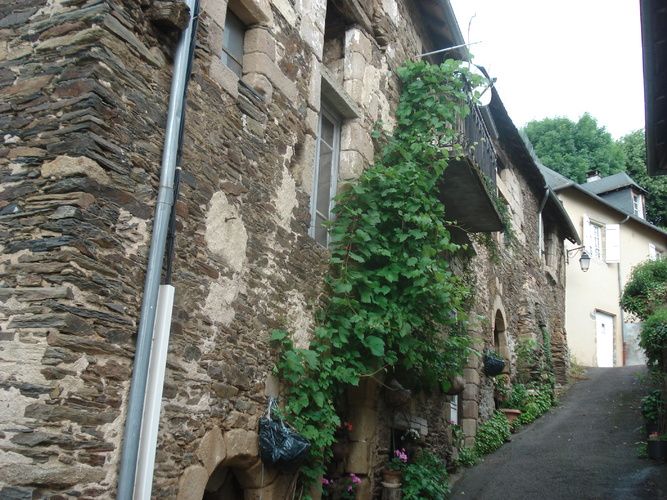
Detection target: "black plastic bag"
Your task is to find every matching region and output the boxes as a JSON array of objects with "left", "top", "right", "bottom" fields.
[
  {"left": 483, "top": 350, "right": 505, "bottom": 377},
  {"left": 258, "top": 397, "right": 311, "bottom": 474}
]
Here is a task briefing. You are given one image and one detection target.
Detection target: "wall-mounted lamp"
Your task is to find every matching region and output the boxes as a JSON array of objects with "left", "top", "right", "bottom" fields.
[{"left": 567, "top": 246, "right": 591, "bottom": 272}]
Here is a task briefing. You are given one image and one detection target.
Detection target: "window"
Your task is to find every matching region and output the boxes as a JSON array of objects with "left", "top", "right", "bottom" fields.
[
  {"left": 633, "top": 193, "right": 645, "bottom": 219},
  {"left": 222, "top": 9, "right": 245, "bottom": 77},
  {"left": 310, "top": 103, "right": 341, "bottom": 247},
  {"left": 583, "top": 214, "right": 604, "bottom": 260},
  {"left": 649, "top": 243, "right": 663, "bottom": 261}
]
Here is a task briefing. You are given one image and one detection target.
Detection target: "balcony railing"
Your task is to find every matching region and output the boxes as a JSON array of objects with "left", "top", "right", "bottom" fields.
[
  {"left": 452, "top": 104, "right": 498, "bottom": 191},
  {"left": 438, "top": 103, "right": 503, "bottom": 233}
]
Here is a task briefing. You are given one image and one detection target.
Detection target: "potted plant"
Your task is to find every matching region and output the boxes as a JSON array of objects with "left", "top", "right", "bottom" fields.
[
  {"left": 382, "top": 448, "right": 408, "bottom": 487},
  {"left": 647, "top": 434, "right": 667, "bottom": 461},
  {"left": 641, "top": 390, "right": 664, "bottom": 436},
  {"left": 322, "top": 473, "right": 361, "bottom": 499}
]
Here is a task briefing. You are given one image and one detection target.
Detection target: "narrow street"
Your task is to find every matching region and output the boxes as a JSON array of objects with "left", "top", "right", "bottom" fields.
[{"left": 450, "top": 366, "right": 667, "bottom": 499}]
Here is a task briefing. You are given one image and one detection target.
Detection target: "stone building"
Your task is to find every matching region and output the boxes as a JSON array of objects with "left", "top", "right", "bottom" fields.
[{"left": 0, "top": 0, "right": 577, "bottom": 498}]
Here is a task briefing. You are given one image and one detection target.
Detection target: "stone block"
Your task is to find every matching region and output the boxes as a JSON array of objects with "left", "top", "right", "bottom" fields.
[
  {"left": 299, "top": 15, "right": 323, "bottom": 57},
  {"left": 201, "top": 0, "right": 227, "bottom": 27},
  {"left": 347, "top": 407, "right": 377, "bottom": 442},
  {"left": 243, "top": 52, "right": 297, "bottom": 103},
  {"left": 235, "top": 458, "right": 276, "bottom": 489},
  {"left": 346, "top": 440, "right": 371, "bottom": 474},
  {"left": 245, "top": 27, "right": 276, "bottom": 61},
  {"left": 343, "top": 78, "right": 364, "bottom": 105},
  {"left": 223, "top": 428, "right": 258, "bottom": 469},
  {"left": 461, "top": 418, "right": 476, "bottom": 440},
  {"left": 231, "top": 0, "right": 273, "bottom": 25},
  {"left": 0, "top": 463, "right": 105, "bottom": 488},
  {"left": 341, "top": 121, "right": 373, "bottom": 163},
  {"left": 462, "top": 383, "right": 479, "bottom": 401},
  {"left": 338, "top": 150, "right": 365, "bottom": 181},
  {"left": 461, "top": 400, "right": 479, "bottom": 419},
  {"left": 344, "top": 52, "right": 366, "bottom": 82},
  {"left": 176, "top": 464, "right": 208, "bottom": 500},
  {"left": 345, "top": 27, "right": 373, "bottom": 60},
  {"left": 244, "top": 473, "right": 295, "bottom": 500},
  {"left": 307, "top": 55, "right": 321, "bottom": 108},
  {"left": 198, "top": 426, "right": 226, "bottom": 475},
  {"left": 41, "top": 155, "right": 110, "bottom": 184},
  {"left": 304, "top": 107, "right": 318, "bottom": 137},
  {"left": 347, "top": 378, "right": 377, "bottom": 408},
  {"left": 463, "top": 368, "right": 480, "bottom": 387},
  {"left": 355, "top": 477, "right": 371, "bottom": 500},
  {"left": 209, "top": 58, "right": 239, "bottom": 99}
]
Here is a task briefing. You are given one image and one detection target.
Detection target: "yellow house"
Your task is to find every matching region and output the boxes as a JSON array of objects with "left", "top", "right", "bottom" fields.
[{"left": 540, "top": 166, "right": 667, "bottom": 367}]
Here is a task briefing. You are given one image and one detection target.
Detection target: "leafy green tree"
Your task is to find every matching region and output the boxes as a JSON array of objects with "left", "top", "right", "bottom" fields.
[
  {"left": 523, "top": 113, "right": 625, "bottom": 183},
  {"left": 618, "top": 129, "right": 667, "bottom": 228}
]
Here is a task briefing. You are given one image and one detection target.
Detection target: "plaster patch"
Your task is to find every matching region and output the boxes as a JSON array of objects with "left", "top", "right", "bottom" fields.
[
  {"left": 116, "top": 208, "right": 149, "bottom": 255},
  {"left": 205, "top": 192, "right": 248, "bottom": 273},
  {"left": 274, "top": 167, "right": 297, "bottom": 230},
  {"left": 285, "top": 290, "right": 313, "bottom": 349},
  {"left": 204, "top": 276, "right": 246, "bottom": 326}
]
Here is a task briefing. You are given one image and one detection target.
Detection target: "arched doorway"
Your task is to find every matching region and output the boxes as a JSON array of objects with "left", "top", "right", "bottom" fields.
[{"left": 203, "top": 465, "right": 244, "bottom": 499}]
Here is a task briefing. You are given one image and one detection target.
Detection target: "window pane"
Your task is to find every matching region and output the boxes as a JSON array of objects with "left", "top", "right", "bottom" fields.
[
  {"left": 310, "top": 105, "right": 341, "bottom": 247},
  {"left": 222, "top": 10, "right": 245, "bottom": 76},
  {"left": 321, "top": 114, "right": 335, "bottom": 146}
]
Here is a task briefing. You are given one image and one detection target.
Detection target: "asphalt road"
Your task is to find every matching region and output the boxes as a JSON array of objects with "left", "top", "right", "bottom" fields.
[{"left": 450, "top": 366, "right": 667, "bottom": 500}]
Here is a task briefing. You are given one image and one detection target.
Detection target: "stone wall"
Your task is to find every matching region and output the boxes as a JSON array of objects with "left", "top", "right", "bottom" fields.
[{"left": 0, "top": 0, "right": 570, "bottom": 498}]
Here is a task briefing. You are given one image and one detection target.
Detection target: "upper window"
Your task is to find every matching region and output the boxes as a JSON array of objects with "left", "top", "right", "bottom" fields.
[
  {"left": 310, "top": 103, "right": 341, "bottom": 247},
  {"left": 222, "top": 9, "right": 246, "bottom": 77},
  {"left": 583, "top": 215, "right": 604, "bottom": 261},
  {"left": 633, "top": 192, "right": 645, "bottom": 219}
]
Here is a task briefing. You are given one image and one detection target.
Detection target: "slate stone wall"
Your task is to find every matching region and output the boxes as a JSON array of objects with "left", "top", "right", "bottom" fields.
[{"left": 0, "top": 0, "right": 570, "bottom": 497}]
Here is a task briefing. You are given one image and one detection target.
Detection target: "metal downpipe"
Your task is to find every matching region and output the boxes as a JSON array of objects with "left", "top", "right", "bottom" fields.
[{"left": 116, "top": 1, "right": 197, "bottom": 497}]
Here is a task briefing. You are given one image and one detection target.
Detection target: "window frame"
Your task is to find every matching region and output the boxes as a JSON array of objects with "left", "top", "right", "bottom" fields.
[
  {"left": 310, "top": 102, "right": 342, "bottom": 248},
  {"left": 221, "top": 9, "right": 246, "bottom": 77}
]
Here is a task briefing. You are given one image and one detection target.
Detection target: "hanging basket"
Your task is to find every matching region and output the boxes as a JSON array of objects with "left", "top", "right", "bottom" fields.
[{"left": 483, "top": 350, "right": 505, "bottom": 377}]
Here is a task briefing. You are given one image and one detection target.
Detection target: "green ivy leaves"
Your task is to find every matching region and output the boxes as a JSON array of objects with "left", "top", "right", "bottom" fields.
[{"left": 272, "top": 60, "right": 485, "bottom": 489}]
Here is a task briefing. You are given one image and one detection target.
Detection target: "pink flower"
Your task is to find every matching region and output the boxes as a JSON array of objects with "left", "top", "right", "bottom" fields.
[
  {"left": 395, "top": 448, "right": 408, "bottom": 461},
  {"left": 322, "top": 478, "right": 331, "bottom": 485},
  {"left": 350, "top": 473, "right": 361, "bottom": 484},
  {"left": 347, "top": 486, "right": 353, "bottom": 492}
]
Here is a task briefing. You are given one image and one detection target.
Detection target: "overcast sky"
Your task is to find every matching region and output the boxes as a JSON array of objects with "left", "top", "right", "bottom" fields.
[{"left": 449, "top": 0, "right": 646, "bottom": 140}]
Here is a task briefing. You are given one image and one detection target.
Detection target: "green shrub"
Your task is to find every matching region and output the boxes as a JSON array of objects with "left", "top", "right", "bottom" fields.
[
  {"left": 641, "top": 389, "right": 664, "bottom": 423},
  {"left": 621, "top": 258, "right": 667, "bottom": 321},
  {"left": 474, "top": 411, "right": 510, "bottom": 455},
  {"left": 454, "top": 447, "right": 478, "bottom": 468},
  {"left": 402, "top": 451, "right": 451, "bottom": 500},
  {"left": 640, "top": 309, "right": 667, "bottom": 369}
]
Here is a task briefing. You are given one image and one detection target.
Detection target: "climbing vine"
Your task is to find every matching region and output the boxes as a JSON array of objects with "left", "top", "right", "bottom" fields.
[{"left": 271, "top": 59, "right": 487, "bottom": 487}]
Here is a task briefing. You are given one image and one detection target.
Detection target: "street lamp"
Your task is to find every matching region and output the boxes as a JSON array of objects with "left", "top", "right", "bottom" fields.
[{"left": 567, "top": 246, "right": 591, "bottom": 272}]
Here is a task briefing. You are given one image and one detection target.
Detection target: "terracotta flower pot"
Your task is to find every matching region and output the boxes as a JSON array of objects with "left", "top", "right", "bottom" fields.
[
  {"left": 381, "top": 468, "right": 402, "bottom": 487},
  {"left": 499, "top": 408, "right": 521, "bottom": 424}
]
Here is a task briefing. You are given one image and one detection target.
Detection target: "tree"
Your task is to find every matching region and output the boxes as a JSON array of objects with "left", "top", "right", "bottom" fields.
[
  {"left": 618, "top": 129, "right": 667, "bottom": 228},
  {"left": 523, "top": 113, "right": 625, "bottom": 183}
]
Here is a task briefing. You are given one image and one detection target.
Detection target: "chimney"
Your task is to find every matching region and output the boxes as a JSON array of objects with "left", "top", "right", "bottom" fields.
[{"left": 586, "top": 170, "right": 601, "bottom": 182}]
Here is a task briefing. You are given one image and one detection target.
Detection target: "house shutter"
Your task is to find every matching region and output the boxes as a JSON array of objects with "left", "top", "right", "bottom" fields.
[
  {"left": 649, "top": 243, "right": 657, "bottom": 261},
  {"left": 582, "top": 214, "right": 592, "bottom": 255},
  {"left": 606, "top": 224, "right": 620, "bottom": 263}
]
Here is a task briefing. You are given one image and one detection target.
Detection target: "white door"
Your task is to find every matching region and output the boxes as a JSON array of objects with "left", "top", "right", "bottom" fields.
[{"left": 595, "top": 312, "right": 614, "bottom": 367}]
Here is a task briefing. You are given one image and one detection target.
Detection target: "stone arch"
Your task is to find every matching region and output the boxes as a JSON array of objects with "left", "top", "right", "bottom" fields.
[
  {"left": 492, "top": 296, "right": 510, "bottom": 369},
  {"left": 177, "top": 427, "right": 292, "bottom": 500}
]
